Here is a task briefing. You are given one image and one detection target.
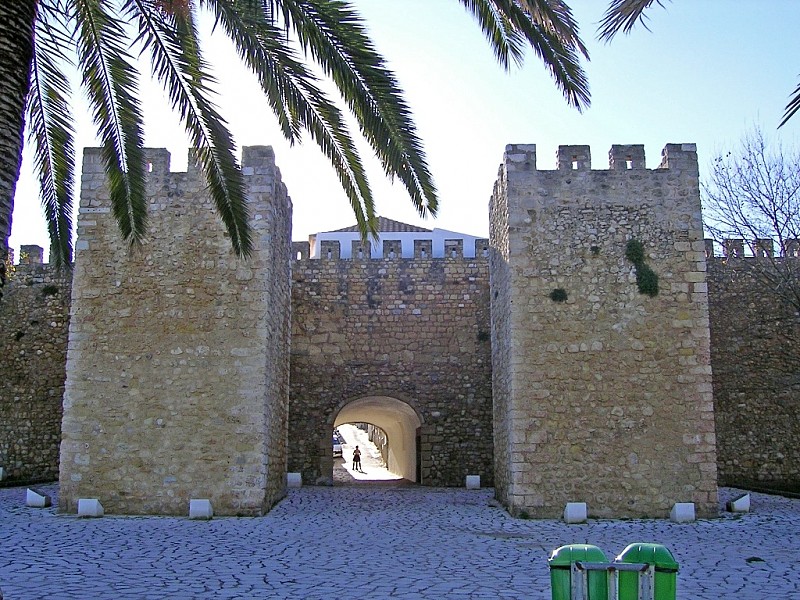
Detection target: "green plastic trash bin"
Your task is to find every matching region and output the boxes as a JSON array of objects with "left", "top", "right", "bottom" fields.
[
  {"left": 549, "top": 544, "right": 609, "bottom": 600},
  {"left": 616, "top": 543, "right": 678, "bottom": 600}
]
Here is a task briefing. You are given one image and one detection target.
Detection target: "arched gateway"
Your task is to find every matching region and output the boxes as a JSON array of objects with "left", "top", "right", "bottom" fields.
[
  {"left": 289, "top": 224, "right": 494, "bottom": 488},
  {"left": 333, "top": 396, "right": 422, "bottom": 482}
]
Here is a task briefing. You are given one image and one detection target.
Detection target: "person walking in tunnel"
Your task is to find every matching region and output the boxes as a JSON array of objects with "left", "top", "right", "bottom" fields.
[{"left": 352, "top": 445, "right": 363, "bottom": 473}]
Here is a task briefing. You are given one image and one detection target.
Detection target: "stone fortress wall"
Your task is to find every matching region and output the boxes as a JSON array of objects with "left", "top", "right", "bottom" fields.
[
  {"left": 289, "top": 240, "right": 493, "bottom": 486},
  {"left": 1, "top": 141, "right": 798, "bottom": 517},
  {"left": 57, "top": 146, "right": 292, "bottom": 515},
  {"left": 489, "top": 143, "right": 717, "bottom": 518},
  {"left": 0, "top": 246, "right": 70, "bottom": 483},
  {"left": 706, "top": 255, "right": 800, "bottom": 491}
]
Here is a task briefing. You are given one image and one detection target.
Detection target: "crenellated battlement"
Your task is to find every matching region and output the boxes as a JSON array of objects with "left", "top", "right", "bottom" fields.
[
  {"left": 705, "top": 238, "right": 800, "bottom": 259},
  {"left": 83, "top": 146, "right": 282, "bottom": 177},
  {"left": 502, "top": 143, "right": 698, "bottom": 173},
  {"left": 6, "top": 245, "right": 70, "bottom": 287},
  {"left": 292, "top": 238, "right": 490, "bottom": 261},
  {"left": 80, "top": 145, "right": 287, "bottom": 212}
]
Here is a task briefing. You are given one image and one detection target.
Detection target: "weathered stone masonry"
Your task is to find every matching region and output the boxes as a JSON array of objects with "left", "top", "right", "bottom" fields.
[
  {"left": 3, "top": 142, "right": 800, "bottom": 516},
  {"left": 489, "top": 144, "right": 718, "bottom": 518},
  {"left": 0, "top": 247, "right": 70, "bottom": 483},
  {"left": 58, "top": 146, "right": 292, "bottom": 515},
  {"left": 289, "top": 252, "right": 493, "bottom": 487},
  {"left": 707, "top": 257, "right": 800, "bottom": 491}
]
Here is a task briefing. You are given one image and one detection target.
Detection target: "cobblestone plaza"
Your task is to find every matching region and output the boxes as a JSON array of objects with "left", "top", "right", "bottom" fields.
[{"left": 1, "top": 484, "right": 797, "bottom": 599}]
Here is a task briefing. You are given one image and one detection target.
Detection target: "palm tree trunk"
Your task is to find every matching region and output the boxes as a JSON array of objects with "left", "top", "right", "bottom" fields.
[{"left": 0, "top": 0, "right": 36, "bottom": 300}]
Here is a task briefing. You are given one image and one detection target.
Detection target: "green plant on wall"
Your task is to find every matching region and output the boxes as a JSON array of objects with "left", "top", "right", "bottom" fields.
[
  {"left": 635, "top": 264, "right": 659, "bottom": 297},
  {"left": 625, "top": 239, "right": 659, "bottom": 297},
  {"left": 549, "top": 288, "right": 568, "bottom": 303},
  {"left": 4, "top": 253, "right": 15, "bottom": 282},
  {"left": 625, "top": 239, "right": 645, "bottom": 264}
]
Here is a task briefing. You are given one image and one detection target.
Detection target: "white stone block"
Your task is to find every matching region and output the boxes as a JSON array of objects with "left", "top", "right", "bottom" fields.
[
  {"left": 563, "top": 502, "right": 588, "bottom": 524},
  {"left": 26, "top": 489, "right": 52, "bottom": 508},
  {"left": 465, "top": 475, "right": 481, "bottom": 490},
  {"left": 727, "top": 494, "right": 750, "bottom": 513},
  {"left": 77, "top": 499, "right": 104, "bottom": 517},
  {"left": 189, "top": 499, "right": 213, "bottom": 519},
  {"left": 670, "top": 502, "right": 696, "bottom": 523},
  {"left": 0, "top": 467, "right": 5, "bottom": 481},
  {"left": 287, "top": 472, "right": 302, "bottom": 488}
]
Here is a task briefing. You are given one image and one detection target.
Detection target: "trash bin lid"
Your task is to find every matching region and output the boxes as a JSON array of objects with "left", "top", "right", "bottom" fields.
[
  {"left": 549, "top": 544, "right": 609, "bottom": 569},
  {"left": 616, "top": 543, "right": 679, "bottom": 572}
]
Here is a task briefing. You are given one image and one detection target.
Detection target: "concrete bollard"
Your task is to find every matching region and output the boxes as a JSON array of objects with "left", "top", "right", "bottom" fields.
[
  {"left": 26, "top": 489, "right": 52, "bottom": 508},
  {"left": 465, "top": 475, "right": 481, "bottom": 489},
  {"left": 670, "top": 502, "right": 696, "bottom": 523},
  {"left": 189, "top": 499, "right": 213, "bottom": 519},
  {"left": 727, "top": 494, "right": 750, "bottom": 513},
  {"left": 563, "top": 502, "right": 588, "bottom": 524},
  {"left": 287, "top": 472, "right": 302, "bottom": 488},
  {"left": 77, "top": 499, "right": 104, "bottom": 517},
  {"left": 0, "top": 467, "right": 5, "bottom": 481}
]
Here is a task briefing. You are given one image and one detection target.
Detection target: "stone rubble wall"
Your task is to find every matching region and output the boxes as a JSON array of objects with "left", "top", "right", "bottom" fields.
[
  {"left": 0, "top": 258, "right": 70, "bottom": 483},
  {"left": 289, "top": 256, "right": 493, "bottom": 486},
  {"left": 2, "top": 143, "right": 799, "bottom": 512},
  {"left": 58, "top": 146, "right": 292, "bottom": 515},
  {"left": 488, "top": 173, "right": 513, "bottom": 505},
  {"left": 489, "top": 143, "right": 718, "bottom": 518},
  {"left": 707, "top": 258, "right": 800, "bottom": 491}
]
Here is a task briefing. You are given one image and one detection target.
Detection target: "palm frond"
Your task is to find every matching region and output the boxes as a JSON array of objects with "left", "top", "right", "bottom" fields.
[
  {"left": 489, "top": 0, "right": 590, "bottom": 110},
  {"left": 516, "top": 0, "right": 589, "bottom": 58},
  {"left": 205, "top": 0, "right": 378, "bottom": 238},
  {"left": 73, "top": 0, "right": 147, "bottom": 247},
  {"left": 459, "top": 0, "right": 527, "bottom": 69},
  {"left": 598, "top": 0, "right": 666, "bottom": 42},
  {"left": 27, "top": 5, "right": 75, "bottom": 267},
  {"left": 278, "top": 0, "right": 438, "bottom": 220},
  {"left": 779, "top": 79, "right": 800, "bottom": 128},
  {"left": 126, "top": 0, "right": 252, "bottom": 256}
]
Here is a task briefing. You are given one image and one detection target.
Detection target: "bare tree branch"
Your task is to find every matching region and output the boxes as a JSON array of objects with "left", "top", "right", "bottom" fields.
[{"left": 703, "top": 127, "right": 800, "bottom": 312}]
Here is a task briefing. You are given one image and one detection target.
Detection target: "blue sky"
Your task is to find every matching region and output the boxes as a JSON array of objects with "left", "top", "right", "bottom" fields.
[{"left": 9, "top": 0, "right": 800, "bottom": 258}]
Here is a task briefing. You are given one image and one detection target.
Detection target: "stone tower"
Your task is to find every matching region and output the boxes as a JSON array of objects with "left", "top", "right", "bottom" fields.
[
  {"left": 489, "top": 143, "right": 717, "bottom": 518},
  {"left": 59, "top": 147, "right": 292, "bottom": 515}
]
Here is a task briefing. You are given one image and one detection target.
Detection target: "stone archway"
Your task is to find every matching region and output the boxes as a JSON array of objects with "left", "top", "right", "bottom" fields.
[{"left": 332, "top": 396, "right": 423, "bottom": 482}]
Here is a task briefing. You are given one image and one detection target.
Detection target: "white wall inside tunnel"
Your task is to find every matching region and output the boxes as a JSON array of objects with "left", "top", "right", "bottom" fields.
[{"left": 334, "top": 396, "right": 422, "bottom": 482}]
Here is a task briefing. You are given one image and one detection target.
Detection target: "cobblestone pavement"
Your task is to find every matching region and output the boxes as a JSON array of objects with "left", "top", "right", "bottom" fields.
[{"left": 1, "top": 484, "right": 798, "bottom": 599}]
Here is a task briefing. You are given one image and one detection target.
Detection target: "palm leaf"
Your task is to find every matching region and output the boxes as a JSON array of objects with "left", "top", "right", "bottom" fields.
[
  {"left": 278, "top": 0, "right": 438, "bottom": 220},
  {"left": 779, "top": 79, "right": 800, "bottom": 128},
  {"left": 73, "top": 0, "right": 147, "bottom": 247},
  {"left": 126, "top": 0, "right": 252, "bottom": 256},
  {"left": 486, "top": 0, "right": 590, "bottom": 110},
  {"left": 459, "top": 0, "right": 528, "bottom": 69},
  {"left": 27, "top": 5, "right": 75, "bottom": 267},
  {"left": 206, "top": 0, "right": 378, "bottom": 238},
  {"left": 598, "top": 0, "right": 666, "bottom": 41}
]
